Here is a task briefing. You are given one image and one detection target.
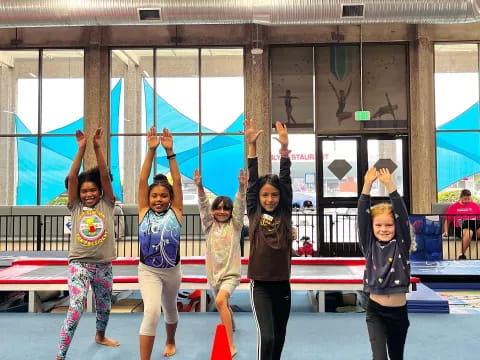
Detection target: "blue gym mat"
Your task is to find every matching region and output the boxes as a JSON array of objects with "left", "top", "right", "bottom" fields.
[
  {"left": 406, "top": 283, "right": 449, "bottom": 313},
  {"left": 411, "top": 260, "right": 480, "bottom": 290}
]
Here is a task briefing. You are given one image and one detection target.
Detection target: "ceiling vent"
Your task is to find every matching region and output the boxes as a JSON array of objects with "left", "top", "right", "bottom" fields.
[
  {"left": 138, "top": 9, "right": 161, "bottom": 21},
  {"left": 1, "top": 1, "right": 480, "bottom": 27},
  {"left": 342, "top": 4, "right": 365, "bottom": 18}
]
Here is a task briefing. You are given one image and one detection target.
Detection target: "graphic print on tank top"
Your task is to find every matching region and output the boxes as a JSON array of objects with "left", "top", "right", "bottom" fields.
[
  {"left": 76, "top": 208, "right": 108, "bottom": 246},
  {"left": 259, "top": 213, "right": 283, "bottom": 249},
  {"left": 139, "top": 209, "right": 180, "bottom": 268}
]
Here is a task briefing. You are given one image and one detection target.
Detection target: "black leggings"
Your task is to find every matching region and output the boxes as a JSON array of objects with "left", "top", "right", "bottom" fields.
[
  {"left": 366, "top": 298, "right": 410, "bottom": 360},
  {"left": 250, "top": 280, "right": 291, "bottom": 360}
]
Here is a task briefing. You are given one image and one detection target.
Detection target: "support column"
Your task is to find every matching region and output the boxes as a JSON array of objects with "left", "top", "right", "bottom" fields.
[
  {"left": 123, "top": 62, "right": 142, "bottom": 204},
  {"left": 245, "top": 42, "right": 271, "bottom": 174},
  {"left": 0, "top": 63, "right": 15, "bottom": 205},
  {"left": 409, "top": 25, "right": 437, "bottom": 213},
  {"left": 84, "top": 27, "right": 110, "bottom": 169}
]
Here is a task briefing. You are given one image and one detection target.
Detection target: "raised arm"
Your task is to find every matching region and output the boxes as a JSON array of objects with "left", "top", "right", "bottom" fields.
[
  {"left": 138, "top": 126, "right": 160, "bottom": 215},
  {"left": 328, "top": 79, "right": 339, "bottom": 99},
  {"left": 358, "top": 167, "right": 377, "bottom": 255},
  {"left": 345, "top": 80, "right": 352, "bottom": 98},
  {"left": 244, "top": 119, "right": 263, "bottom": 216},
  {"left": 361, "top": 167, "right": 377, "bottom": 196},
  {"left": 161, "top": 128, "right": 183, "bottom": 218},
  {"left": 378, "top": 168, "right": 411, "bottom": 249},
  {"left": 273, "top": 121, "right": 292, "bottom": 206},
  {"left": 93, "top": 128, "right": 114, "bottom": 202},
  {"left": 246, "top": 158, "right": 259, "bottom": 217},
  {"left": 232, "top": 169, "right": 247, "bottom": 227},
  {"left": 244, "top": 118, "right": 263, "bottom": 159},
  {"left": 67, "top": 130, "right": 87, "bottom": 206},
  {"left": 194, "top": 168, "right": 213, "bottom": 231}
]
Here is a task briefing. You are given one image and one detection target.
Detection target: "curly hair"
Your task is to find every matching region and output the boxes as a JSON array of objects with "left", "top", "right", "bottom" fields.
[
  {"left": 64, "top": 167, "right": 113, "bottom": 196},
  {"left": 148, "top": 173, "right": 174, "bottom": 199}
]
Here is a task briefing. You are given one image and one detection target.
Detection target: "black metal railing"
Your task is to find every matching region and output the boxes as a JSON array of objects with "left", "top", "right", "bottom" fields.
[
  {"left": 437, "top": 214, "right": 480, "bottom": 260},
  {"left": 39, "top": 214, "right": 206, "bottom": 257},
  {"left": 0, "top": 215, "right": 42, "bottom": 252},
  {"left": 1, "top": 212, "right": 338, "bottom": 256},
  {"left": 1, "top": 212, "right": 479, "bottom": 259}
]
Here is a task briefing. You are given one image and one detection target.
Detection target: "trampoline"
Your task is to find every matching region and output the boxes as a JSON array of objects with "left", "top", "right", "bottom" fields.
[{"left": 0, "top": 257, "right": 419, "bottom": 312}]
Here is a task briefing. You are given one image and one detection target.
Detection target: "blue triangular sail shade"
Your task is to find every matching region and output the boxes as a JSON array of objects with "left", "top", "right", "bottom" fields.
[
  {"left": 15, "top": 116, "right": 37, "bottom": 205},
  {"left": 143, "top": 79, "right": 245, "bottom": 199},
  {"left": 437, "top": 102, "right": 480, "bottom": 131},
  {"left": 110, "top": 79, "right": 122, "bottom": 201},
  {"left": 437, "top": 102, "right": 480, "bottom": 190},
  {"left": 15, "top": 77, "right": 244, "bottom": 204}
]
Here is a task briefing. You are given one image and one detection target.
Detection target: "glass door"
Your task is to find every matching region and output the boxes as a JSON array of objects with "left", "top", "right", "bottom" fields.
[{"left": 316, "top": 135, "right": 409, "bottom": 256}]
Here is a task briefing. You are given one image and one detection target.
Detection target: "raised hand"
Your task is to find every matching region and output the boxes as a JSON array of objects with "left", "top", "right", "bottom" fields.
[
  {"left": 93, "top": 128, "right": 103, "bottom": 149},
  {"left": 243, "top": 119, "right": 263, "bottom": 144},
  {"left": 273, "top": 121, "right": 288, "bottom": 148},
  {"left": 364, "top": 167, "right": 377, "bottom": 185},
  {"left": 238, "top": 169, "right": 247, "bottom": 188},
  {"left": 377, "top": 168, "right": 396, "bottom": 193},
  {"left": 194, "top": 169, "right": 202, "bottom": 187},
  {"left": 194, "top": 168, "right": 205, "bottom": 197},
  {"left": 377, "top": 168, "right": 392, "bottom": 185},
  {"left": 160, "top": 128, "right": 173, "bottom": 151},
  {"left": 146, "top": 126, "right": 161, "bottom": 150},
  {"left": 75, "top": 130, "right": 87, "bottom": 148}
]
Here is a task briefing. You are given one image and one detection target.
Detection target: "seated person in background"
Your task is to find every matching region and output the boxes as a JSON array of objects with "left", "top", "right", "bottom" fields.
[{"left": 442, "top": 189, "right": 480, "bottom": 260}]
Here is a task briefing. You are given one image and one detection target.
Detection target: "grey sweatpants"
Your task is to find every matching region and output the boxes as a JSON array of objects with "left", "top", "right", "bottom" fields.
[{"left": 138, "top": 262, "right": 182, "bottom": 336}]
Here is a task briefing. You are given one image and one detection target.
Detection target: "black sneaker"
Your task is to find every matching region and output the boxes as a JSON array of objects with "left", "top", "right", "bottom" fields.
[{"left": 458, "top": 254, "right": 467, "bottom": 260}]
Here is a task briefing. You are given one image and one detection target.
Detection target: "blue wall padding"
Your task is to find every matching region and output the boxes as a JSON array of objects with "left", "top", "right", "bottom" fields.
[{"left": 409, "top": 215, "right": 443, "bottom": 261}]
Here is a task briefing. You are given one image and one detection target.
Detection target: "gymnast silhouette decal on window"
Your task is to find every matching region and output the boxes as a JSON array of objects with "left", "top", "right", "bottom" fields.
[
  {"left": 278, "top": 89, "right": 299, "bottom": 125},
  {"left": 328, "top": 79, "right": 353, "bottom": 123}
]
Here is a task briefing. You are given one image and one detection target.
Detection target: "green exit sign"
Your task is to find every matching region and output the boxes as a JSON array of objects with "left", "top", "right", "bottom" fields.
[{"left": 355, "top": 110, "right": 370, "bottom": 121}]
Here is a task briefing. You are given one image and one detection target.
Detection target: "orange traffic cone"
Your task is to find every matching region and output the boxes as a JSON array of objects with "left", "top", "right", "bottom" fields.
[
  {"left": 188, "top": 289, "right": 201, "bottom": 299},
  {"left": 210, "top": 324, "right": 232, "bottom": 360}
]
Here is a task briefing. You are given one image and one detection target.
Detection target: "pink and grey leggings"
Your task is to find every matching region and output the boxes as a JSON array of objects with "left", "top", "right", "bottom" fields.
[{"left": 56, "top": 262, "right": 113, "bottom": 359}]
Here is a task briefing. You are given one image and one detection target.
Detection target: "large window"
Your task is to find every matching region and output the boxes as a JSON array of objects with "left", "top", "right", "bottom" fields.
[
  {"left": 435, "top": 44, "right": 480, "bottom": 201},
  {"left": 110, "top": 48, "right": 244, "bottom": 205},
  {"left": 270, "top": 44, "right": 408, "bottom": 207},
  {"left": 0, "top": 50, "right": 84, "bottom": 205}
]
